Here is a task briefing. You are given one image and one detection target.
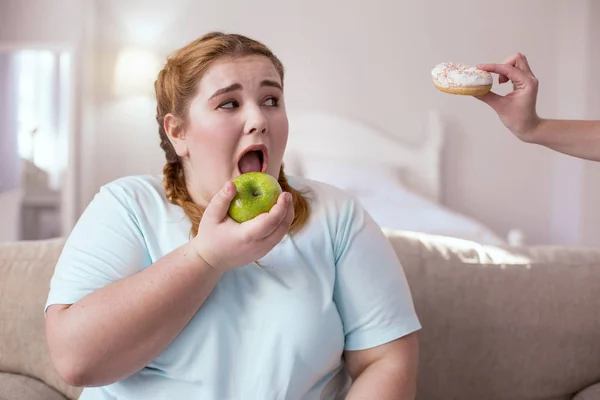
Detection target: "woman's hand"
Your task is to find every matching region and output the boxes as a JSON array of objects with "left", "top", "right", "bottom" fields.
[
  {"left": 192, "top": 181, "right": 294, "bottom": 271},
  {"left": 476, "top": 52, "right": 541, "bottom": 141}
]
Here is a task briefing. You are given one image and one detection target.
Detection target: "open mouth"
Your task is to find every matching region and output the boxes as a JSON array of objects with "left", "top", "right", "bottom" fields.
[{"left": 237, "top": 145, "right": 268, "bottom": 174}]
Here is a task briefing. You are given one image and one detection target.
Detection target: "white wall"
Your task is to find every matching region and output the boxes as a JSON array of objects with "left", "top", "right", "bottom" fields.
[
  {"left": 549, "top": 1, "right": 590, "bottom": 246},
  {"left": 89, "top": 0, "right": 564, "bottom": 244},
  {"left": 580, "top": 0, "right": 600, "bottom": 247},
  {"left": 0, "top": 45, "right": 20, "bottom": 241},
  {"left": 0, "top": 0, "right": 86, "bottom": 42},
  {"left": 1, "top": 0, "right": 597, "bottom": 245}
]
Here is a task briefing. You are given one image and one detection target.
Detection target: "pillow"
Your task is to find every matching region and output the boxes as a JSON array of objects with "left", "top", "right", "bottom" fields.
[
  {"left": 0, "top": 238, "right": 82, "bottom": 400},
  {"left": 294, "top": 154, "right": 406, "bottom": 197},
  {"left": 282, "top": 151, "right": 304, "bottom": 177}
]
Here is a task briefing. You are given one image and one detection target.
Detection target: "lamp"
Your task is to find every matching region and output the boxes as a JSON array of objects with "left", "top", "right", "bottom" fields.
[{"left": 112, "top": 47, "right": 161, "bottom": 97}]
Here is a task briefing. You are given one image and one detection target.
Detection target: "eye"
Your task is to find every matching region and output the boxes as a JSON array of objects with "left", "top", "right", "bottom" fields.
[
  {"left": 263, "top": 96, "right": 279, "bottom": 107},
  {"left": 218, "top": 100, "right": 239, "bottom": 110}
]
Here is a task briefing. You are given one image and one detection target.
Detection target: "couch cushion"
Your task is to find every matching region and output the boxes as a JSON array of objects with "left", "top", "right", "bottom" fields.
[
  {"left": 0, "top": 372, "right": 68, "bottom": 400},
  {"left": 574, "top": 383, "right": 600, "bottom": 400},
  {"left": 385, "top": 230, "right": 600, "bottom": 400},
  {"left": 0, "top": 239, "right": 82, "bottom": 400},
  {"left": 2, "top": 231, "right": 600, "bottom": 400}
]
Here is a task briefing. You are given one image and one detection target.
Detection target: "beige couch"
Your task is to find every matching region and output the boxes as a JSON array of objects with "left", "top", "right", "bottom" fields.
[{"left": 1, "top": 231, "right": 600, "bottom": 400}]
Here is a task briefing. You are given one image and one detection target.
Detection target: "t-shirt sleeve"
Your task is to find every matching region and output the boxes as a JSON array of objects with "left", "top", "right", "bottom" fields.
[
  {"left": 332, "top": 196, "right": 421, "bottom": 351},
  {"left": 45, "top": 183, "right": 152, "bottom": 313}
]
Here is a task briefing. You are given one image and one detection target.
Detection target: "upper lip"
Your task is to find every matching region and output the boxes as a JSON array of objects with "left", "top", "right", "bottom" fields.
[{"left": 237, "top": 144, "right": 268, "bottom": 173}]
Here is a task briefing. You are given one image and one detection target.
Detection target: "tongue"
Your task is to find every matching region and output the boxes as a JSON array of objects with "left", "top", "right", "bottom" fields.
[{"left": 238, "top": 151, "right": 262, "bottom": 174}]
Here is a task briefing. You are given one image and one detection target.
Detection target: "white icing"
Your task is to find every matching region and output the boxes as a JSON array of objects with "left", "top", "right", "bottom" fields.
[{"left": 431, "top": 62, "right": 492, "bottom": 88}]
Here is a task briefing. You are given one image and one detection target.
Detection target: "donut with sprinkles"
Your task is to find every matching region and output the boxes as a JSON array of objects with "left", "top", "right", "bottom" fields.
[{"left": 431, "top": 62, "right": 493, "bottom": 96}]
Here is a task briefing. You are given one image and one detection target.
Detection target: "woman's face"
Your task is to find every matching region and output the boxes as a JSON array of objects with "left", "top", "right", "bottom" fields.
[{"left": 167, "top": 55, "right": 288, "bottom": 207}]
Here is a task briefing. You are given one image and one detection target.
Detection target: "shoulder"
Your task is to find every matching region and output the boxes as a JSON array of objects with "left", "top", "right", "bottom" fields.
[
  {"left": 84, "top": 174, "right": 176, "bottom": 224},
  {"left": 76, "top": 174, "right": 185, "bottom": 240},
  {"left": 99, "top": 174, "right": 165, "bottom": 196},
  {"left": 286, "top": 175, "right": 365, "bottom": 231},
  {"left": 95, "top": 174, "right": 167, "bottom": 208}
]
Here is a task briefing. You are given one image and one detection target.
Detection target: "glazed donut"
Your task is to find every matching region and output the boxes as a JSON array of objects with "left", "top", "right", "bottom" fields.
[{"left": 431, "top": 62, "right": 493, "bottom": 96}]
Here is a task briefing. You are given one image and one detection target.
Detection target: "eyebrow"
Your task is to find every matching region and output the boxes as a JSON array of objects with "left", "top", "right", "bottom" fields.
[
  {"left": 209, "top": 83, "right": 242, "bottom": 100},
  {"left": 208, "top": 80, "right": 282, "bottom": 100},
  {"left": 260, "top": 79, "right": 283, "bottom": 91}
]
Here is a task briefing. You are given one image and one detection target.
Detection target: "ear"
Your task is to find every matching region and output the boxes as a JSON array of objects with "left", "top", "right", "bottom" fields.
[{"left": 164, "top": 113, "right": 188, "bottom": 157}]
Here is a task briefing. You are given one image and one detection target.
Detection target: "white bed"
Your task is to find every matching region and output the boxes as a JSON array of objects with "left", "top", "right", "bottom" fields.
[{"left": 283, "top": 109, "right": 520, "bottom": 246}]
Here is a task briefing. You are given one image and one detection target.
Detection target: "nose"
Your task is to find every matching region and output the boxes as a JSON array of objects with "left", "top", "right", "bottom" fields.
[{"left": 244, "top": 106, "right": 268, "bottom": 135}]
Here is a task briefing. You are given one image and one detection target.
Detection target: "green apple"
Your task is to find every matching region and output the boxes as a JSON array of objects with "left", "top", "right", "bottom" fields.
[{"left": 228, "top": 172, "right": 283, "bottom": 223}]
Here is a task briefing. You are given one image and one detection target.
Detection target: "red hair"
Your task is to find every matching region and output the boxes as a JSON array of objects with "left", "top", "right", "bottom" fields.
[{"left": 154, "top": 32, "right": 310, "bottom": 237}]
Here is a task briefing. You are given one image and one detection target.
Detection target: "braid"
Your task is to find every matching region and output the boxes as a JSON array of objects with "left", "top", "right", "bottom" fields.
[
  {"left": 162, "top": 161, "right": 204, "bottom": 237},
  {"left": 155, "top": 32, "right": 311, "bottom": 238},
  {"left": 278, "top": 166, "right": 310, "bottom": 233}
]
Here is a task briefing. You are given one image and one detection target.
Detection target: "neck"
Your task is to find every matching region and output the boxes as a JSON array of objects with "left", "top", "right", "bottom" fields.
[{"left": 182, "top": 163, "right": 212, "bottom": 209}]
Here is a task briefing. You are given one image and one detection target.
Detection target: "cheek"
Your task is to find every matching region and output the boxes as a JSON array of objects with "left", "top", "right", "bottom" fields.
[
  {"left": 271, "top": 115, "right": 289, "bottom": 154},
  {"left": 188, "top": 118, "right": 238, "bottom": 156}
]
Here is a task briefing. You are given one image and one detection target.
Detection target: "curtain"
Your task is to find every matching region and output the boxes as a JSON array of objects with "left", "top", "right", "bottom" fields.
[{"left": 0, "top": 52, "right": 20, "bottom": 194}]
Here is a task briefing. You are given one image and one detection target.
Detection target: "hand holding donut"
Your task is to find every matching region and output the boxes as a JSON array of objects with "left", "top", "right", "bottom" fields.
[
  {"left": 432, "top": 53, "right": 600, "bottom": 162},
  {"left": 475, "top": 53, "right": 541, "bottom": 141},
  {"left": 431, "top": 53, "right": 541, "bottom": 141}
]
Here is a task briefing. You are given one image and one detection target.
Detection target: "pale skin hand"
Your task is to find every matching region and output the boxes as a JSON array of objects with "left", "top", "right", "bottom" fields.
[
  {"left": 45, "top": 181, "right": 294, "bottom": 387},
  {"left": 194, "top": 180, "right": 295, "bottom": 271},
  {"left": 476, "top": 53, "right": 600, "bottom": 162},
  {"left": 475, "top": 52, "right": 541, "bottom": 139},
  {"left": 345, "top": 332, "right": 419, "bottom": 400}
]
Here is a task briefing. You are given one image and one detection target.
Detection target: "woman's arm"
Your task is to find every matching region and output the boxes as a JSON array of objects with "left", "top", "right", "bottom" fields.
[
  {"left": 330, "top": 194, "right": 421, "bottom": 399},
  {"left": 46, "top": 181, "right": 294, "bottom": 388},
  {"left": 526, "top": 118, "right": 600, "bottom": 162},
  {"left": 344, "top": 332, "right": 419, "bottom": 400},
  {"left": 46, "top": 243, "right": 222, "bottom": 387},
  {"left": 477, "top": 53, "right": 600, "bottom": 162}
]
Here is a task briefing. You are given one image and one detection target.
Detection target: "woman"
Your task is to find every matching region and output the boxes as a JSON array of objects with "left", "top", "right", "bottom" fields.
[{"left": 45, "top": 32, "right": 421, "bottom": 400}]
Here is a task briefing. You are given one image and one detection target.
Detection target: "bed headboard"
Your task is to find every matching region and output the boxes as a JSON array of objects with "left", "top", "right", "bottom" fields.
[{"left": 283, "top": 109, "right": 445, "bottom": 203}]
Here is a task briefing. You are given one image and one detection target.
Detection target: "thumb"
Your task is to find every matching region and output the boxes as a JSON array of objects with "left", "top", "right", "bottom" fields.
[
  {"left": 203, "top": 181, "right": 237, "bottom": 223},
  {"left": 475, "top": 91, "right": 504, "bottom": 112}
]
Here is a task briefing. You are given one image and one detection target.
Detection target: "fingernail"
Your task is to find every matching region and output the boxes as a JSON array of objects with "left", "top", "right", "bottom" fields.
[{"left": 287, "top": 193, "right": 292, "bottom": 203}]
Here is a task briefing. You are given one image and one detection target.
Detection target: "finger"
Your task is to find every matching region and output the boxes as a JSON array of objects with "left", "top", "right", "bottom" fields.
[
  {"left": 479, "top": 52, "right": 534, "bottom": 84},
  {"left": 500, "top": 52, "right": 521, "bottom": 66},
  {"left": 497, "top": 54, "right": 519, "bottom": 83},
  {"left": 476, "top": 63, "right": 529, "bottom": 89},
  {"left": 203, "top": 181, "right": 237, "bottom": 223},
  {"left": 477, "top": 63, "right": 509, "bottom": 84},
  {"left": 514, "top": 52, "right": 534, "bottom": 75},
  {"left": 280, "top": 195, "right": 295, "bottom": 228},
  {"left": 283, "top": 198, "right": 295, "bottom": 227},
  {"left": 242, "top": 192, "right": 291, "bottom": 241},
  {"left": 496, "top": 52, "right": 535, "bottom": 78},
  {"left": 264, "top": 199, "right": 295, "bottom": 246},
  {"left": 474, "top": 91, "right": 505, "bottom": 112}
]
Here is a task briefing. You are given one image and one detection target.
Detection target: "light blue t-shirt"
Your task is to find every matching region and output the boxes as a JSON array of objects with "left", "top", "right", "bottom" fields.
[{"left": 45, "top": 174, "right": 421, "bottom": 400}]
